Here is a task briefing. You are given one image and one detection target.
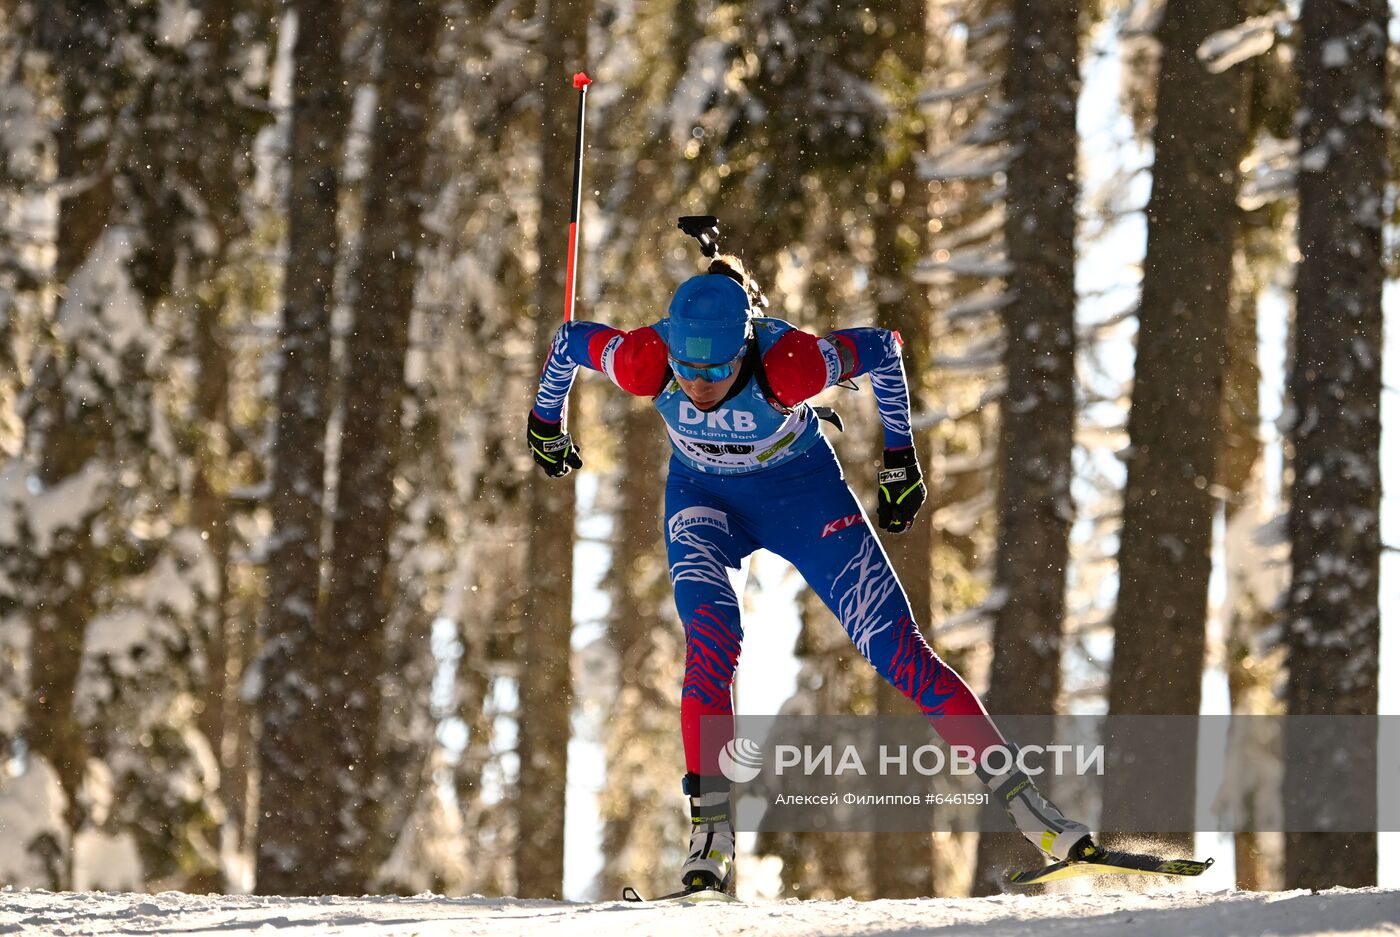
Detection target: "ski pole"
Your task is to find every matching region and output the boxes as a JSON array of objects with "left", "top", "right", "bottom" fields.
[{"left": 563, "top": 71, "right": 593, "bottom": 322}]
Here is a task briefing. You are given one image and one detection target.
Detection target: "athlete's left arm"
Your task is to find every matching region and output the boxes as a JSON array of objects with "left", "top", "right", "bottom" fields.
[{"left": 762, "top": 327, "right": 913, "bottom": 450}]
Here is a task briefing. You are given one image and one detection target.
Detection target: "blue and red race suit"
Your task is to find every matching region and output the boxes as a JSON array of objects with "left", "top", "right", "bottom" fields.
[{"left": 533, "top": 316, "right": 1005, "bottom": 774}]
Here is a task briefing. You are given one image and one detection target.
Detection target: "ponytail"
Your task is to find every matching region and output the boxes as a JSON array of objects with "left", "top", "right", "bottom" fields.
[{"left": 708, "top": 254, "right": 765, "bottom": 310}]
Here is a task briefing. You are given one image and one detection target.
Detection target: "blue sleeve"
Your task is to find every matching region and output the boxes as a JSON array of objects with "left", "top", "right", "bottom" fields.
[
  {"left": 826, "top": 328, "right": 914, "bottom": 451},
  {"left": 531, "top": 320, "right": 617, "bottom": 423}
]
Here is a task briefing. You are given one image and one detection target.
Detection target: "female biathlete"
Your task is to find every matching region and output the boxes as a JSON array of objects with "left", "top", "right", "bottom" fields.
[{"left": 527, "top": 254, "right": 1096, "bottom": 893}]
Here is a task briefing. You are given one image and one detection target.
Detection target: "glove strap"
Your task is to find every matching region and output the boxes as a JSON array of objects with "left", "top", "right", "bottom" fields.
[{"left": 882, "top": 446, "right": 919, "bottom": 469}]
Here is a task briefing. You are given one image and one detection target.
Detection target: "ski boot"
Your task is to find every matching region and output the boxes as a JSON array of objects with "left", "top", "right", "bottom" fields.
[
  {"left": 976, "top": 745, "right": 1098, "bottom": 862},
  {"left": 679, "top": 773, "right": 734, "bottom": 891}
]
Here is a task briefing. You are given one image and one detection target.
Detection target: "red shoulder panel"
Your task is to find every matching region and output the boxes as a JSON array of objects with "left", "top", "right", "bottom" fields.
[
  {"left": 763, "top": 330, "right": 828, "bottom": 409},
  {"left": 611, "top": 325, "right": 670, "bottom": 397},
  {"left": 586, "top": 326, "right": 624, "bottom": 365}
]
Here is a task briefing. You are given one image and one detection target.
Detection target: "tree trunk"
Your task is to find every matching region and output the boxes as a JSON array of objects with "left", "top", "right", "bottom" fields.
[
  {"left": 916, "top": 0, "right": 1010, "bottom": 895},
  {"left": 1219, "top": 227, "right": 1284, "bottom": 892},
  {"left": 319, "top": 0, "right": 442, "bottom": 894},
  {"left": 256, "top": 0, "right": 346, "bottom": 896},
  {"left": 182, "top": 0, "right": 256, "bottom": 882},
  {"left": 869, "top": 0, "right": 937, "bottom": 901},
  {"left": 38, "top": 3, "right": 118, "bottom": 289},
  {"left": 1283, "top": 0, "right": 1387, "bottom": 890},
  {"left": 190, "top": 279, "right": 236, "bottom": 876},
  {"left": 973, "top": 0, "right": 1080, "bottom": 896},
  {"left": 1103, "top": 0, "right": 1248, "bottom": 852},
  {"left": 515, "top": 0, "right": 590, "bottom": 899},
  {"left": 21, "top": 0, "right": 122, "bottom": 879}
]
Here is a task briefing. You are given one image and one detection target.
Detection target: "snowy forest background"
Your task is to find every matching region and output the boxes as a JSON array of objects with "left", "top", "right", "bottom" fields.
[{"left": 0, "top": 0, "right": 1395, "bottom": 904}]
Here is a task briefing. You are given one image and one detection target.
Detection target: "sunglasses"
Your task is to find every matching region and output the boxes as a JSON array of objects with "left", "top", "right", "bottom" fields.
[{"left": 669, "top": 345, "right": 746, "bottom": 382}]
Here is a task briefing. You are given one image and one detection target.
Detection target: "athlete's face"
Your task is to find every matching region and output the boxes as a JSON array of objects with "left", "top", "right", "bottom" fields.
[{"left": 672, "top": 356, "right": 741, "bottom": 410}]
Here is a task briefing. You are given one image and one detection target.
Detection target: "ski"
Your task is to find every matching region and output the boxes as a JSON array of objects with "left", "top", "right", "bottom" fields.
[
  {"left": 621, "top": 884, "right": 741, "bottom": 905},
  {"left": 1007, "top": 851, "right": 1214, "bottom": 887}
]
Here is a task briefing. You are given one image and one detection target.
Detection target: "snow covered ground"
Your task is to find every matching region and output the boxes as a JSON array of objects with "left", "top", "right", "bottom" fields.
[{"left": 1, "top": 886, "right": 1397, "bottom": 936}]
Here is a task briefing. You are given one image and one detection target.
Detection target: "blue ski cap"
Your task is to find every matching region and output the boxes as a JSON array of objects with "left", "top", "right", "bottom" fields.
[{"left": 666, "top": 275, "right": 753, "bottom": 365}]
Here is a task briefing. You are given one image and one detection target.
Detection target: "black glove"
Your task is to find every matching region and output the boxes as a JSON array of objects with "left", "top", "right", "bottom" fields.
[
  {"left": 877, "top": 446, "right": 925, "bottom": 534},
  {"left": 528, "top": 411, "right": 583, "bottom": 478}
]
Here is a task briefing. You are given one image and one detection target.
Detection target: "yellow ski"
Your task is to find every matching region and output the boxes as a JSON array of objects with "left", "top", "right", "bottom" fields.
[{"left": 1008, "top": 852, "right": 1214, "bottom": 887}]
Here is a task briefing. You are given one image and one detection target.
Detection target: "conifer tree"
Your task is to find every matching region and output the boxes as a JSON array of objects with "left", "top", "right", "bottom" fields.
[
  {"left": 320, "top": 0, "right": 444, "bottom": 893},
  {"left": 1104, "top": 0, "right": 1250, "bottom": 855},
  {"left": 1283, "top": 0, "right": 1388, "bottom": 889},
  {"left": 256, "top": 0, "right": 347, "bottom": 895},
  {"left": 516, "top": 0, "right": 591, "bottom": 899},
  {"left": 972, "top": 0, "right": 1080, "bottom": 894}
]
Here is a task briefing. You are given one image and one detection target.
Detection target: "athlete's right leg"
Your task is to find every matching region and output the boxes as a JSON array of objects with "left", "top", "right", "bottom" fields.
[
  {"left": 665, "top": 465, "right": 756, "bottom": 889},
  {"left": 665, "top": 469, "right": 755, "bottom": 776}
]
